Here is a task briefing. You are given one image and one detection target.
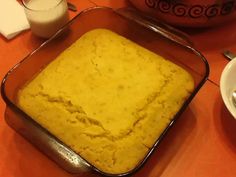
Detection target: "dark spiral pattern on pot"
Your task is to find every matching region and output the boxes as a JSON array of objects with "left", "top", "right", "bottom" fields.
[
  {"left": 205, "top": 5, "right": 219, "bottom": 18},
  {"left": 144, "top": 0, "right": 236, "bottom": 18},
  {"left": 189, "top": 5, "right": 204, "bottom": 18},
  {"left": 173, "top": 3, "right": 187, "bottom": 16},
  {"left": 221, "top": 1, "right": 235, "bottom": 15},
  {"left": 157, "top": 0, "right": 172, "bottom": 13},
  {"left": 145, "top": 0, "right": 158, "bottom": 8}
]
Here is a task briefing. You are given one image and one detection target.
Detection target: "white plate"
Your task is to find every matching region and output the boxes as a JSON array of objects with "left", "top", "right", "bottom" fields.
[{"left": 220, "top": 58, "right": 236, "bottom": 119}]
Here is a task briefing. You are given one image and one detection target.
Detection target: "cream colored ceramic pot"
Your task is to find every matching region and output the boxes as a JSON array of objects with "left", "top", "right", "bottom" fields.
[{"left": 129, "top": 0, "right": 236, "bottom": 27}]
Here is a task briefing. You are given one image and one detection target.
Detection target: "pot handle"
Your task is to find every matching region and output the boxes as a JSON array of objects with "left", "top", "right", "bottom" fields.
[{"left": 115, "top": 7, "right": 193, "bottom": 47}]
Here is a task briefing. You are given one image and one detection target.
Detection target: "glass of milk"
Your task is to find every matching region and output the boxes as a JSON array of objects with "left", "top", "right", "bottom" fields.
[{"left": 22, "top": 0, "right": 69, "bottom": 38}]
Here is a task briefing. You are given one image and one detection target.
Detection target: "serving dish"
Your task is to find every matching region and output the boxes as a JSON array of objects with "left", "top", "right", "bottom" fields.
[
  {"left": 1, "top": 7, "right": 209, "bottom": 176},
  {"left": 220, "top": 58, "right": 236, "bottom": 119},
  {"left": 129, "top": 0, "right": 236, "bottom": 27}
]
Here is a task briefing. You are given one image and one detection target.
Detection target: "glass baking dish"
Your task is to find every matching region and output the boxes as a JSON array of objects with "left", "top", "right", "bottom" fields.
[{"left": 1, "top": 7, "right": 209, "bottom": 177}]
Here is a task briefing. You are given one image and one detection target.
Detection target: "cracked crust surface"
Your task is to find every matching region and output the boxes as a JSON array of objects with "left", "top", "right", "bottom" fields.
[{"left": 18, "top": 29, "right": 194, "bottom": 174}]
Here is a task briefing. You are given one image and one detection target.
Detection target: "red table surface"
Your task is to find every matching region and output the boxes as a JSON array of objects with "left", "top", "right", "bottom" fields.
[{"left": 0, "top": 1, "right": 236, "bottom": 177}]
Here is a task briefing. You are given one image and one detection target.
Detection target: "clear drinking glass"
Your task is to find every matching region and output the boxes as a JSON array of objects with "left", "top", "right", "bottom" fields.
[{"left": 22, "top": 0, "right": 69, "bottom": 38}]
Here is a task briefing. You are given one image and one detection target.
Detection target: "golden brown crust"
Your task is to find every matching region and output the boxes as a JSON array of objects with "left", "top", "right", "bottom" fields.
[{"left": 18, "top": 29, "right": 194, "bottom": 174}]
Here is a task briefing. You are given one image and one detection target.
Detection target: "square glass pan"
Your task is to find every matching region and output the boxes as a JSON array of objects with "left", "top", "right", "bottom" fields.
[{"left": 1, "top": 7, "right": 209, "bottom": 177}]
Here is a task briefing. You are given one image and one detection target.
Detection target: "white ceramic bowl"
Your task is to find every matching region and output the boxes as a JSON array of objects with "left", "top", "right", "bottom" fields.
[{"left": 220, "top": 58, "right": 236, "bottom": 119}]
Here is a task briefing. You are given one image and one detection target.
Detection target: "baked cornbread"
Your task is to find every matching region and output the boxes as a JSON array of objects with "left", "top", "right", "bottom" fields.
[{"left": 18, "top": 29, "right": 194, "bottom": 174}]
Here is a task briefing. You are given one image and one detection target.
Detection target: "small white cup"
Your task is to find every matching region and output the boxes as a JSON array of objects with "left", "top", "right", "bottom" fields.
[{"left": 22, "top": 0, "right": 69, "bottom": 38}]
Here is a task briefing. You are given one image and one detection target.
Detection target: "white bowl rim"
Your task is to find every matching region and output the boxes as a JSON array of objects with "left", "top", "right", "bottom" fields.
[{"left": 220, "top": 58, "right": 236, "bottom": 119}]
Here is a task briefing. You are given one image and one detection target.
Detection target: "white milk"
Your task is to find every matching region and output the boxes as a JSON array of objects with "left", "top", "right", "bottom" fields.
[{"left": 25, "top": 0, "right": 69, "bottom": 38}]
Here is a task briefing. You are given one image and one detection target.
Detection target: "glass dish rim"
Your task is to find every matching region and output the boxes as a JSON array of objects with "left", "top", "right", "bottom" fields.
[{"left": 0, "top": 6, "right": 210, "bottom": 177}]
